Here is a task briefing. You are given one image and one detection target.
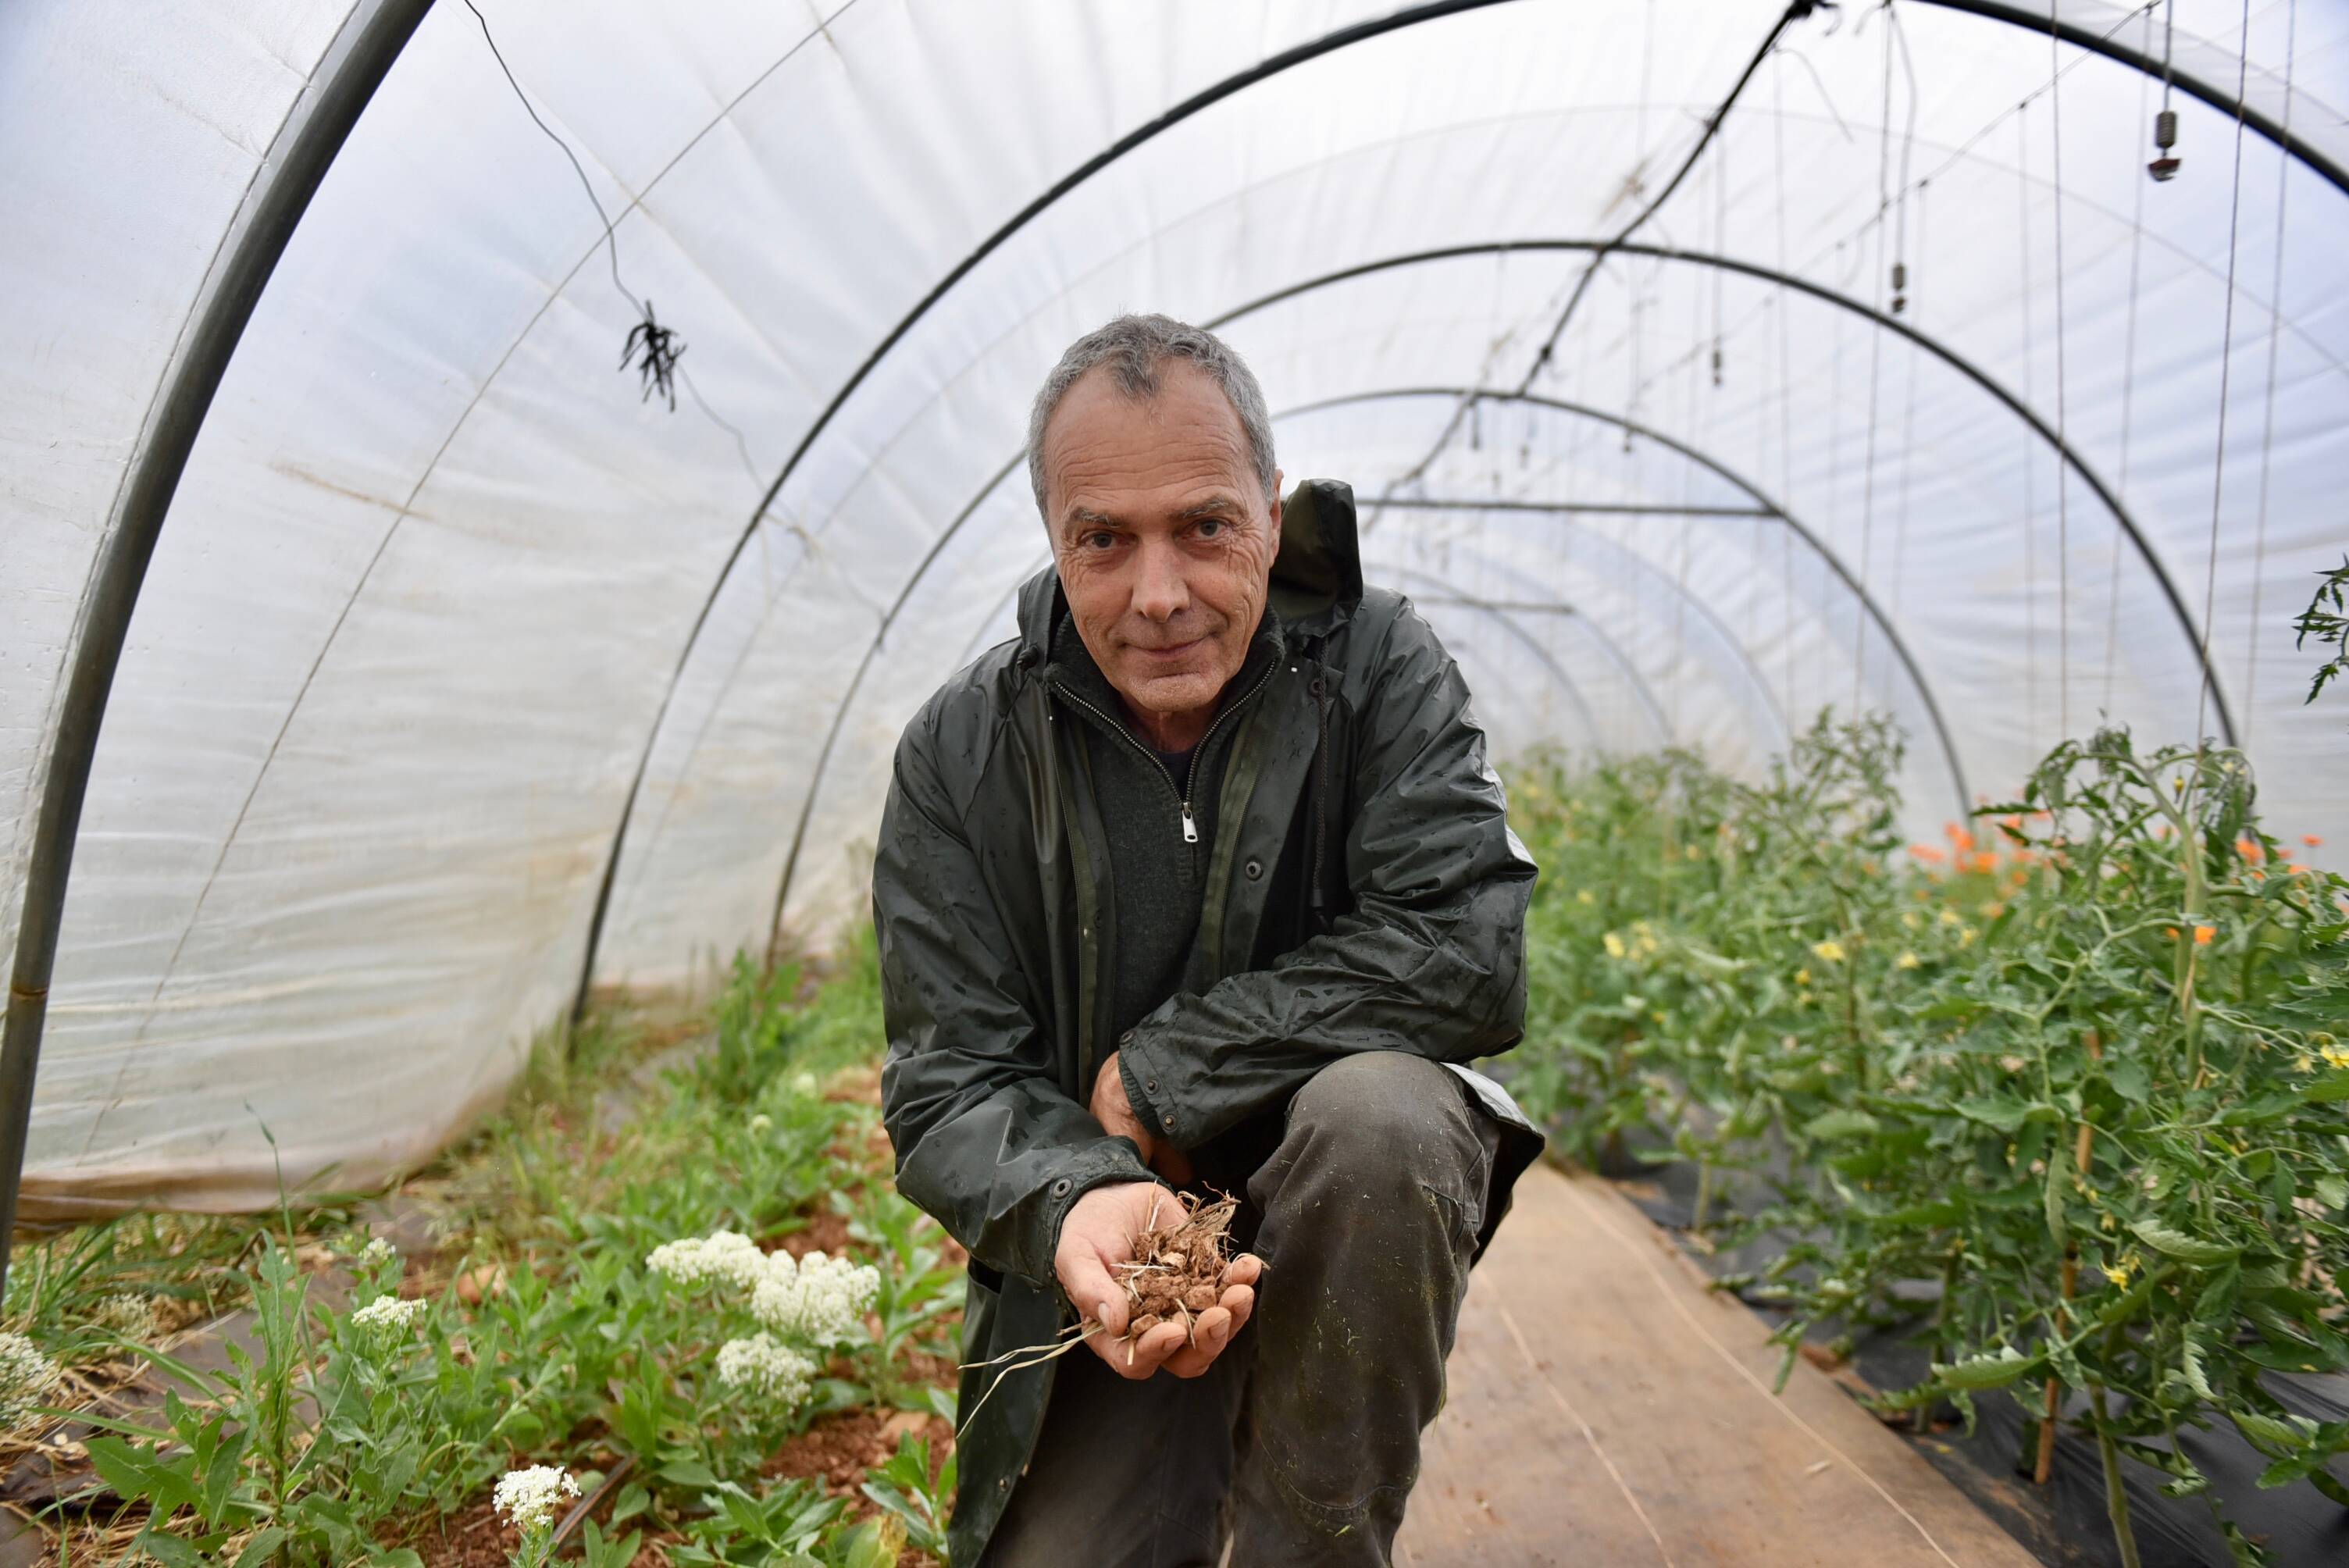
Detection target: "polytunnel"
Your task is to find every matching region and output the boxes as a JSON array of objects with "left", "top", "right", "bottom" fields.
[{"left": 4, "top": 0, "right": 2346, "bottom": 1230}]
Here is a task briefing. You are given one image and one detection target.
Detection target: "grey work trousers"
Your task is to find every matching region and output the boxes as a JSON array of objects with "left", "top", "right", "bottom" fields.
[{"left": 982, "top": 1051, "right": 1504, "bottom": 1568}]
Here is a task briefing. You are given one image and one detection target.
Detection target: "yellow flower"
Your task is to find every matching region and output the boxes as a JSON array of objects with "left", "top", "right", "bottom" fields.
[
  {"left": 1651, "top": 1010, "right": 1667, "bottom": 1026},
  {"left": 1796, "top": 989, "right": 1813, "bottom": 1006},
  {"left": 1812, "top": 939, "right": 1848, "bottom": 964},
  {"left": 1901, "top": 911, "right": 1920, "bottom": 931},
  {"left": 1684, "top": 843, "right": 1702, "bottom": 861},
  {"left": 1794, "top": 968, "right": 1812, "bottom": 986},
  {"left": 2100, "top": 1213, "right": 2117, "bottom": 1232},
  {"left": 1959, "top": 926, "right": 1978, "bottom": 947},
  {"left": 1939, "top": 909, "right": 1962, "bottom": 926},
  {"left": 1575, "top": 889, "right": 1596, "bottom": 906},
  {"left": 1895, "top": 951, "right": 1920, "bottom": 970},
  {"left": 1603, "top": 932, "right": 1627, "bottom": 960},
  {"left": 2106, "top": 1255, "right": 2136, "bottom": 1289},
  {"left": 2322, "top": 1042, "right": 2349, "bottom": 1071}
]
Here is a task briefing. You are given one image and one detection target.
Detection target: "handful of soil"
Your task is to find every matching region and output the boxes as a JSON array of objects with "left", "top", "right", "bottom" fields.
[
  {"left": 1109, "top": 1190, "right": 1241, "bottom": 1353},
  {"left": 962, "top": 1189, "right": 1246, "bottom": 1415}
]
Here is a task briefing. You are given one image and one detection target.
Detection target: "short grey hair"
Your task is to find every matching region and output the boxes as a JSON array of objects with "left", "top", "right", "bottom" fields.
[{"left": 1025, "top": 313, "right": 1277, "bottom": 521}]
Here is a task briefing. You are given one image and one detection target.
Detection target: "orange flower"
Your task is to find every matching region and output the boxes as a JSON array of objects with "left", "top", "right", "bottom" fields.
[
  {"left": 2305, "top": 835, "right": 2325, "bottom": 849},
  {"left": 1909, "top": 843, "right": 1946, "bottom": 864},
  {"left": 2236, "top": 837, "right": 2265, "bottom": 863},
  {"left": 2194, "top": 924, "right": 2216, "bottom": 946},
  {"left": 2001, "top": 814, "right": 2023, "bottom": 831},
  {"left": 1947, "top": 823, "right": 1975, "bottom": 853},
  {"left": 1969, "top": 851, "right": 1998, "bottom": 875},
  {"left": 2165, "top": 926, "right": 2180, "bottom": 940}
]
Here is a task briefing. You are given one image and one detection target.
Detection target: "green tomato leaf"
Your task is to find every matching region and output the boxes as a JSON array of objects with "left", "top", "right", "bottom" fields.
[
  {"left": 2130, "top": 1219, "right": 2240, "bottom": 1266},
  {"left": 1934, "top": 1345, "right": 2034, "bottom": 1390},
  {"left": 1800, "top": 1109, "right": 1881, "bottom": 1142}
]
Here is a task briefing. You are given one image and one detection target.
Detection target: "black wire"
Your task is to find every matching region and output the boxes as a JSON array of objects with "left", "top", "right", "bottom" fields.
[
  {"left": 1363, "top": 0, "right": 1831, "bottom": 524},
  {"left": 462, "top": 0, "right": 686, "bottom": 413},
  {"left": 462, "top": 0, "right": 636, "bottom": 312}
]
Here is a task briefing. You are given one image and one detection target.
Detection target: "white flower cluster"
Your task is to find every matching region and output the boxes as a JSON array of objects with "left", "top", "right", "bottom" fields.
[
  {"left": 349, "top": 1295, "right": 429, "bottom": 1341},
  {"left": 92, "top": 1291, "right": 159, "bottom": 1342},
  {"left": 493, "top": 1464, "right": 580, "bottom": 1535},
  {"left": 358, "top": 1236, "right": 397, "bottom": 1270},
  {"left": 646, "top": 1229, "right": 769, "bottom": 1293},
  {"left": 0, "top": 1331, "right": 58, "bottom": 1431},
  {"left": 715, "top": 1331, "right": 817, "bottom": 1402},
  {"left": 747, "top": 1112, "right": 773, "bottom": 1135},
  {"left": 751, "top": 1249, "right": 879, "bottom": 1344}
]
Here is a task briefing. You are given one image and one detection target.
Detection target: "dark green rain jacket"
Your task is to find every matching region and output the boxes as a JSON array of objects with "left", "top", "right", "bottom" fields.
[{"left": 872, "top": 479, "right": 1544, "bottom": 1562}]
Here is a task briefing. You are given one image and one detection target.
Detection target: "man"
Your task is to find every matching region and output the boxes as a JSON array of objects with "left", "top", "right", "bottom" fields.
[{"left": 874, "top": 313, "right": 1542, "bottom": 1566}]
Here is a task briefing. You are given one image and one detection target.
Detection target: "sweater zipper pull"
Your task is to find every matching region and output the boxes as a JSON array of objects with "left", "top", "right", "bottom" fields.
[{"left": 1180, "top": 801, "right": 1199, "bottom": 843}]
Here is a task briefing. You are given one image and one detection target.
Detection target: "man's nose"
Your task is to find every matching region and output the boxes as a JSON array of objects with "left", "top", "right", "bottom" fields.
[{"left": 1130, "top": 538, "right": 1189, "bottom": 621}]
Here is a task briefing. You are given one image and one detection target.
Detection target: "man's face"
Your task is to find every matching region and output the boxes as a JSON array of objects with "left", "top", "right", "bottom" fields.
[{"left": 1040, "top": 361, "right": 1283, "bottom": 739}]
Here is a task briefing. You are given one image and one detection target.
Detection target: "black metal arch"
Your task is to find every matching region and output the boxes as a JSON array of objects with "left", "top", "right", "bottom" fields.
[
  {"left": 0, "top": 0, "right": 433, "bottom": 1291},
  {"left": 1235, "top": 244, "right": 2240, "bottom": 749},
  {"left": 1289, "top": 386, "right": 1968, "bottom": 803},
  {"left": 1378, "top": 506, "right": 1795, "bottom": 757},
  {"left": 1369, "top": 562, "right": 1626, "bottom": 750},
  {"left": 576, "top": 0, "right": 2293, "bottom": 1000}
]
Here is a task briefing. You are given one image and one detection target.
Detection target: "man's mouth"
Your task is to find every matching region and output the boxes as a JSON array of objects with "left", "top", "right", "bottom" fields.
[{"left": 1130, "top": 636, "right": 1204, "bottom": 661}]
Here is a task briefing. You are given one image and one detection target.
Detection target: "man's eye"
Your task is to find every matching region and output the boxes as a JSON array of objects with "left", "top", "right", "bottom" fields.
[
  {"left": 1194, "top": 518, "right": 1224, "bottom": 538},
  {"left": 1083, "top": 531, "right": 1117, "bottom": 550}
]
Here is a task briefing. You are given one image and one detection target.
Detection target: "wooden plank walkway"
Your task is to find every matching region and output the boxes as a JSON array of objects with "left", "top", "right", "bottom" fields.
[{"left": 1396, "top": 1165, "right": 2043, "bottom": 1567}]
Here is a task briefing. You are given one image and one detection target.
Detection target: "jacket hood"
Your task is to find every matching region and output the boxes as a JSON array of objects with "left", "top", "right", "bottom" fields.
[{"left": 1014, "top": 478, "right": 1365, "bottom": 659}]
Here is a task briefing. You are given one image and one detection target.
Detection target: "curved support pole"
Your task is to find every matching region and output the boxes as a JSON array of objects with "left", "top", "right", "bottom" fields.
[
  {"left": 1378, "top": 517, "right": 1795, "bottom": 757},
  {"left": 1372, "top": 566, "right": 1616, "bottom": 752},
  {"left": 1292, "top": 385, "right": 1969, "bottom": 810},
  {"left": 1921, "top": 0, "right": 2346, "bottom": 197},
  {"left": 1374, "top": 565, "right": 1657, "bottom": 751},
  {"left": 0, "top": 0, "right": 433, "bottom": 1293},
  {"left": 1235, "top": 244, "right": 2236, "bottom": 749}
]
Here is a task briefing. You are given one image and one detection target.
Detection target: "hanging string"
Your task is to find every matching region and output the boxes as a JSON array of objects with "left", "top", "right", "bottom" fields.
[
  {"left": 2103, "top": 4, "right": 2158, "bottom": 715},
  {"left": 2048, "top": 0, "right": 2073, "bottom": 742},
  {"left": 1773, "top": 54, "right": 1799, "bottom": 722},
  {"left": 2242, "top": 0, "right": 2298, "bottom": 741},
  {"left": 2194, "top": 0, "right": 2255, "bottom": 751},
  {"left": 463, "top": 0, "right": 686, "bottom": 412},
  {"left": 2017, "top": 106, "right": 2040, "bottom": 759},
  {"left": 1854, "top": 0, "right": 1898, "bottom": 715},
  {"left": 1827, "top": 248, "right": 1848, "bottom": 715},
  {"left": 1891, "top": 180, "right": 1927, "bottom": 628}
]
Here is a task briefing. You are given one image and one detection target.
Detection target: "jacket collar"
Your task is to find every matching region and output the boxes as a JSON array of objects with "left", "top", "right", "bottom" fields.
[{"left": 1014, "top": 477, "right": 1364, "bottom": 666}]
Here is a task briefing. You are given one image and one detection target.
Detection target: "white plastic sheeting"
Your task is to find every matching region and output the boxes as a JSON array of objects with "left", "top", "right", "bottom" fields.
[{"left": 4, "top": 0, "right": 2344, "bottom": 1213}]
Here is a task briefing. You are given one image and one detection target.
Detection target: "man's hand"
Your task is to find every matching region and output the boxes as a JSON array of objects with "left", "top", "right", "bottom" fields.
[
  {"left": 1092, "top": 1051, "right": 1193, "bottom": 1184},
  {"left": 1054, "top": 1181, "right": 1262, "bottom": 1381}
]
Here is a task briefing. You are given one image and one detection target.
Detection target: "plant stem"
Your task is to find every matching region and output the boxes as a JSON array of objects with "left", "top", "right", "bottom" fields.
[
  {"left": 2086, "top": 1313, "right": 2146, "bottom": 1568},
  {"left": 2090, "top": 1376, "right": 2142, "bottom": 1568}
]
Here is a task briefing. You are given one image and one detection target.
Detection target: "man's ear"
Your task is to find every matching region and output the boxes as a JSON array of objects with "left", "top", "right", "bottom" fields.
[{"left": 1265, "top": 468, "right": 1285, "bottom": 550}]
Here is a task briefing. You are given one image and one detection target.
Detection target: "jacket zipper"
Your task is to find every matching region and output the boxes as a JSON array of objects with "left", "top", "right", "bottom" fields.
[{"left": 1052, "top": 660, "right": 1279, "bottom": 843}]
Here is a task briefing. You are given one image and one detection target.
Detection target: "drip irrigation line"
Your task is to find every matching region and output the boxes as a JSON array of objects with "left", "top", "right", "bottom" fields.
[
  {"left": 2194, "top": 0, "right": 2254, "bottom": 752},
  {"left": 2105, "top": 3, "right": 2157, "bottom": 715},
  {"left": 1773, "top": 56, "right": 1798, "bottom": 719},
  {"left": 2016, "top": 108, "right": 2041, "bottom": 758},
  {"left": 2049, "top": 0, "right": 2074, "bottom": 743}
]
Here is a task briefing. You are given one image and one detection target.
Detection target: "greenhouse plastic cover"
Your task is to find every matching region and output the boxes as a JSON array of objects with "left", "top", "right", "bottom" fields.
[{"left": 2, "top": 0, "right": 2344, "bottom": 1213}]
